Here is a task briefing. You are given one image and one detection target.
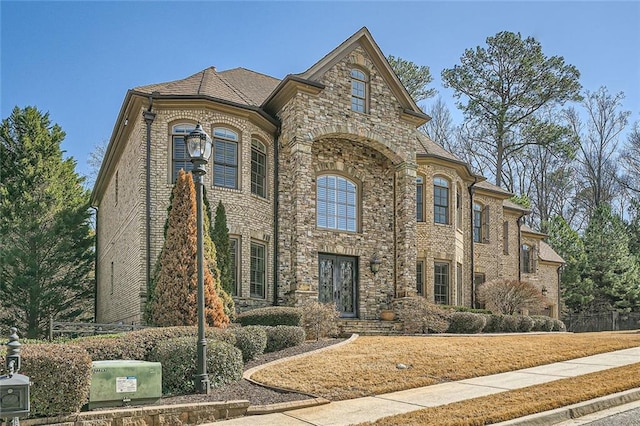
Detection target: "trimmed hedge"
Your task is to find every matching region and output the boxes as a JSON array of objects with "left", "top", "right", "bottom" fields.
[
  {"left": 553, "top": 319, "right": 567, "bottom": 332},
  {"left": 483, "top": 314, "right": 504, "bottom": 333},
  {"left": 447, "top": 312, "right": 486, "bottom": 334},
  {"left": 148, "top": 336, "right": 243, "bottom": 395},
  {"left": 11, "top": 344, "right": 92, "bottom": 416},
  {"left": 73, "top": 335, "right": 146, "bottom": 361},
  {"left": 233, "top": 325, "right": 267, "bottom": 361},
  {"left": 442, "top": 305, "right": 493, "bottom": 315},
  {"left": 501, "top": 315, "right": 520, "bottom": 333},
  {"left": 264, "top": 325, "right": 305, "bottom": 352},
  {"left": 236, "top": 306, "right": 303, "bottom": 327},
  {"left": 517, "top": 315, "right": 535, "bottom": 332},
  {"left": 532, "top": 316, "right": 555, "bottom": 332}
]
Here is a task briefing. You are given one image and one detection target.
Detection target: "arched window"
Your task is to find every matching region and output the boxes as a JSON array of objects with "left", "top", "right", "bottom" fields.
[
  {"left": 251, "top": 138, "right": 267, "bottom": 198},
  {"left": 416, "top": 176, "right": 424, "bottom": 222},
  {"left": 213, "top": 127, "right": 238, "bottom": 189},
  {"left": 316, "top": 175, "right": 357, "bottom": 232},
  {"left": 350, "top": 69, "right": 368, "bottom": 113},
  {"left": 433, "top": 177, "right": 450, "bottom": 224},
  {"left": 171, "top": 123, "right": 196, "bottom": 182}
]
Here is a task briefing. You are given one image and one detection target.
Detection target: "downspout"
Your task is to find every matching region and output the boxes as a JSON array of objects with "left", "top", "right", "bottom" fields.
[
  {"left": 143, "top": 96, "right": 156, "bottom": 314},
  {"left": 468, "top": 178, "right": 478, "bottom": 308},
  {"left": 91, "top": 206, "right": 98, "bottom": 322},
  {"left": 273, "top": 127, "right": 280, "bottom": 306},
  {"left": 393, "top": 170, "right": 397, "bottom": 297}
]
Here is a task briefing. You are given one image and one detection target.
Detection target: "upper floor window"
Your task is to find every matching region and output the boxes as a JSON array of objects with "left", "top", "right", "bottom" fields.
[
  {"left": 416, "top": 176, "right": 424, "bottom": 222},
  {"left": 473, "top": 202, "right": 490, "bottom": 243},
  {"left": 456, "top": 185, "right": 463, "bottom": 229},
  {"left": 251, "top": 139, "right": 267, "bottom": 198},
  {"left": 521, "top": 244, "right": 537, "bottom": 273},
  {"left": 317, "top": 175, "right": 357, "bottom": 232},
  {"left": 171, "top": 123, "right": 196, "bottom": 182},
  {"left": 350, "top": 69, "right": 367, "bottom": 113},
  {"left": 433, "top": 177, "right": 450, "bottom": 224},
  {"left": 503, "top": 221, "right": 509, "bottom": 254},
  {"left": 213, "top": 127, "right": 238, "bottom": 189}
]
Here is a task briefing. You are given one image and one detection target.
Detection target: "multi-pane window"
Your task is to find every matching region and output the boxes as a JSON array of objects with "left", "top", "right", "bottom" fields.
[
  {"left": 473, "top": 202, "right": 490, "bottom": 243},
  {"left": 316, "top": 175, "right": 357, "bottom": 232},
  {"left": 213, "top": 127, "right": 238, "bottom": 189},
  {"left": 503, "top": 221, "right": 509, "bottom": 254},
  {"left": 434, "top": 262, "right": 449, "bottom": 304},
  {"left": 521, "top": 244, "right": 537, "bottom": 273},
  {"left": 351, "top": 69, "right": 367, "bottom": 113},
  {"left": 456, "top": 263, "right": 463, "bottom": 305},
  {"left": 434, "top": 177, "right": 450, "bottom": 224},
  {"left": 474, "top": 273, "right": 486, "bottom": 309},
  {"left": 250, "top": 241, "right": 266, "bottom": 298},
  {"left": 456, "top": 186, "right": 462, "bottom": 229},
  {"left": 230, "top": 237, "right": 239, "bottom": 296},
  {"left": 171, "top": 123, "right": 196, "bottom": 182},
  {"left": 251, "top": 139, "right": 266, "bottom": 198},
  {"left": 416, "top": 176, "right": 424, "bottom": 222},
  {"left": 416, "top": 260, "right": 424, "bottom": 296}
]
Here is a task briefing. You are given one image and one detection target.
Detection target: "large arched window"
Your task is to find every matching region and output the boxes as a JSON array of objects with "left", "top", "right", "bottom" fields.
[
  {"left": 433, "top": 177, "right": 450, "bottom": 224},
  {"left": 316, "top": 175, "right": 357, "bottom": 232},
  {"left": 213, "top": 127, "right": 238, "bottom": 189},
  {"left": 251, "top": 138, "right": 267, "bottom": 198},
  {"left": 171, "top": 123, "right": 196, "bottom": 182},
  {"left": 350, "top": 68, "right": 368, "bottom": 113}
]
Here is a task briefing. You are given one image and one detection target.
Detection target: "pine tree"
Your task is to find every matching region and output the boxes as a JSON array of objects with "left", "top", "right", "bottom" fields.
[
  {"left": 0, "top": 106, "right": 94, "bottom": 338},
  {"left": 212, "top": 200, "right": 233, "bottom": 295},
  {"left": 582, "top": 205, "right": 640, "bottom": 312},
  {"left": 149, "top": 170, "right": 229, "bottom": 327}
]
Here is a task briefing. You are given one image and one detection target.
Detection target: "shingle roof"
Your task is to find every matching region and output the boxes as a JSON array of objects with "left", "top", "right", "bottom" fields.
[
  {"left": 521, "top": 224, "right": 547, "bottom": 237},
  {"left": 539, "top": 240, "right": 565, "bottom": 264},
  {"left": 134, "top": 67, "right": 280, "bottom": 107},
  {"left": 475, "top": 180, "right": 513, "bottom": 197},
  {"left": 415, "top": 132, "right": 464, "bottom": 163},
  {"left": 503, "top": 199, "right": 531, "bottom": 213}
]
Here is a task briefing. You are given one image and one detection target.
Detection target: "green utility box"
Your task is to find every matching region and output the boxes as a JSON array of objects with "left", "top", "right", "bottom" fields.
[{"left": 87, "top": 360, "right": 161, "bottom": 410}]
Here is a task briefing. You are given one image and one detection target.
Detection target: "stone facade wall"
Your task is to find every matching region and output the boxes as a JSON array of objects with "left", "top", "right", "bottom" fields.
[
  {"left": 473, "top": 193, "right": 506, "bottom": 284},
  {"left": 96, "top": 110, "right": 146, "bottom": 324},
  {"left": 275, "top": 45, "right": 418, "bottom": 319}
]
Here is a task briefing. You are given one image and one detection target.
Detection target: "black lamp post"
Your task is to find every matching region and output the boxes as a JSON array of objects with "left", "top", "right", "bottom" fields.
[{"left": 185, "top": 122, "right": 212, "bottom": 394}]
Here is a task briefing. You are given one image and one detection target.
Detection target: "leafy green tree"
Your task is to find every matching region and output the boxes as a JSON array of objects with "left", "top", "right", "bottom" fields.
[
  {"left": 211, "top": 200, "right": 233, "bottom": 296},
  {"left": 442, "top": 31, "right": 582, "bottom": 188},
  {"left": 149, "top": 170, "right": 229, "bottom": 327},
  {"left": 546, "top": 215, "right": 590, "bottom": 312},
  {"left": 582, "top": 205, "right": 640, "bottom": 312},
  {"left": 0, "top": 106, "right": 94, "bottom": 338},
  {"left": 387, "top": 55, "right": 436, "bottom": 103}
]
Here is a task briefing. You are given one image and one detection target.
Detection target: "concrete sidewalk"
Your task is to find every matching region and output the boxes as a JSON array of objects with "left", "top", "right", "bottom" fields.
[{"left": 209, "top": 346, "right": 640, "bottom": 426}]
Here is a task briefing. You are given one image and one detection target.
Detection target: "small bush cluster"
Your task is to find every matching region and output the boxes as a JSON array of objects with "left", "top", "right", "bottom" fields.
[
  {"left": 483, "top": 314, "right": 504, "bottom": 333},
  {"left": 501, "top": 315, "right": 520, "bottom": 332},
  {"left": 148, "top": 336, "right": 242, "bottom": 395},
  {"left": 518, "top": 315, "right": 535, "bottom": 332},
  {"left": 532, "top": 316, "right": 555, "bottom": 332},
  {"left": 73, "top": 335, "right": 146, "bottom": 361},
  {"left": 302, "top": 300, "right": 339, "bottom": 341},
  {"left": 264, "top": 325, "right": 306, "bottom": 352},
  {"left": 15, "top": 344, "right": 92, "bottom": 416},
  {"left": 233, "top": 325, "right": 267, "bottom": 361},
  {"left": 553, "top": 319, "right": 567, "bottom": 331},
  {"left": 399, "top": 297, "right": 451, "bottom": 334},
  {"left": 236, "top": 306, "right": 303, "bottom": 327},
  {"left": 447, "top": 312, "right": 486, "bottom": 334}
]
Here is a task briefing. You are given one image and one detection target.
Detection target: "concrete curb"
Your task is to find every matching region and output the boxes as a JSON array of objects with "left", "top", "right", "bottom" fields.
[{"left": 497, "top": 387, "right": 640, "bottom": 425}]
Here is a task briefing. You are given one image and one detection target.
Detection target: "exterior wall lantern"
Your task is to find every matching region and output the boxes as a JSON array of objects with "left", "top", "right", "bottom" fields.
[
  {"left": 541, "top": 286, "right": 548, "bottom": 297},
  {"left": 370, "top": 253, "right": 381, "bottom": 274},
  {"left": 185, "top": 123, "right": 212, "bottom": 394}
]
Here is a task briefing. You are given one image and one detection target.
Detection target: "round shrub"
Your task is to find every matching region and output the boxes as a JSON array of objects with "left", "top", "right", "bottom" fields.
[
  {"left": 447, "top": 312, "right": 486, "bottom": 334},
  {"left": 127, "top": 326, "right": 235, "bottom": 360},
  {"left": 501, "top": 315, "right": 519, "bottom": 332},
  {"left": 265, "top": 325, "right": 306, "bottom": 352},
  {"left": 236, "top": 306, "right": 303, "bottom": 327},
  {"left": 517, "top": 315, "right": 535, "bottom": 332},
  {"left": 553, "top": 319, "right": 567, "bottom": 332},
  {"left": 483, "top": 314, "right": 504, "bottom": 333},
  {"left": 233, "top": 325, "right": 267, "bottom": 361},
  {"left": 72, "top": 335, "right": 146, "bottom": 361},
  {"left": 149, "top": 336, "right": 243, "bottom": 395},
  {"left": 531, "top": 316, "right": 554, "bottom": 332}
]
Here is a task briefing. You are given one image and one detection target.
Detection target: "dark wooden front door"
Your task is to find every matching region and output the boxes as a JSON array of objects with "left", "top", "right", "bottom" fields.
[{"left": 318, "top": 254, "right": 358, "bottom": 318}]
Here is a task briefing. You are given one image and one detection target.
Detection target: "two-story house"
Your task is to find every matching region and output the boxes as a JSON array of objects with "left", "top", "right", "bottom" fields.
[{"left": 91, "top": 27, "right": 563, "bottom": 325}]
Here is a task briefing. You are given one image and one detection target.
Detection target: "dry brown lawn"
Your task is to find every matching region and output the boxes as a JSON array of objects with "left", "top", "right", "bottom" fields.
[
  {"left": 362, "top": 362, "right": 640, "bottom": 425},
  {"left": 251, "top": 332, "right": 640, "bottom": 400}
]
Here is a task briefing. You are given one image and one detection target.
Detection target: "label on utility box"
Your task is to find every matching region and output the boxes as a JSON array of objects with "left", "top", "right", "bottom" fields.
[{"left": 116, "top": 376, "right": 137, "bottom": 393}]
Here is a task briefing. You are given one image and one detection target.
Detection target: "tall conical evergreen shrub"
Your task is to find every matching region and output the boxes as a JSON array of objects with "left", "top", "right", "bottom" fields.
[
  {"left": 212, "top": 200, "right": 233, "bottom": 295},
  {"left": 150, "top": 170, "right": 229, "bottom": 327}
]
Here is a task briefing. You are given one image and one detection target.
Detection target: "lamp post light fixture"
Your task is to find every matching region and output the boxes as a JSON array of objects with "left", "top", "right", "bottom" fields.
[{"left": 185, "top": 122, "right": 212, "bottom": 394}]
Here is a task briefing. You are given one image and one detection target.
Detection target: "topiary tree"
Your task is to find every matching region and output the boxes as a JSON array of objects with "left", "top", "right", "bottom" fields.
[
  {"left": 211, "top": 200, "right": 234, "bottom": 296},
  {"left": 477, "top": 279, "right": 546, "bottom": 315},
  {"left": 149, "top": 170, "right": 229, "bottom": 327}
]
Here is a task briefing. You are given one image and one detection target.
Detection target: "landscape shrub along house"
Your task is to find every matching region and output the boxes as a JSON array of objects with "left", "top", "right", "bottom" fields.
[{"left": 91, "top": 27, "right": 564, "bottom": 327}]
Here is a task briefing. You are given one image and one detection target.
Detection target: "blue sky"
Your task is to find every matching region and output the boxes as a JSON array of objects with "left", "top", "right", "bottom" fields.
[{"left": 2, "top": 1, "right": 639, "bottom": 180}]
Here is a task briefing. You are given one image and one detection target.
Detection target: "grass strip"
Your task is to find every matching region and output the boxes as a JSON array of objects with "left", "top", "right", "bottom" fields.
[
  {"left": 361, "top": 362, "right": 640, "bottom": 425},
  {"left": 252, "top": 332, "right": 640, "bottom": 400}
]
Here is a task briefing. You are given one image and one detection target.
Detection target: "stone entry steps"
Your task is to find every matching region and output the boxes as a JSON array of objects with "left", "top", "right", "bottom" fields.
[{"left": 337, "top": 319, "right": 404, "bottom": 336}]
